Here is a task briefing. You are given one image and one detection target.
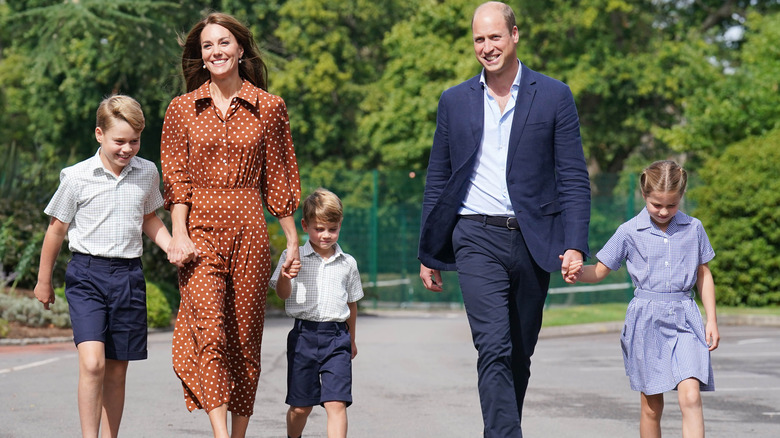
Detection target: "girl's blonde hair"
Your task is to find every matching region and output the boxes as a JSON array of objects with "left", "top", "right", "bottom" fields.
[
  {"left": 302, "top": 188, "right": 343, "bottom": 225},
  {"left": 96, "top": 94, "right": 145, "bottom": 132},
  {"left": 639, "top": 160, "right": 687, "bottom": 197}
]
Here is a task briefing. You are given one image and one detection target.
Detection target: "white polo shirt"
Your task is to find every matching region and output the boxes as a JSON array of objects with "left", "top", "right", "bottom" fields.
[
  {"left": 44, "top": 150, "right": 164, "bottom": 258},
  {"left": 270, "top": 241, "right": 364, "bottom": 322}
]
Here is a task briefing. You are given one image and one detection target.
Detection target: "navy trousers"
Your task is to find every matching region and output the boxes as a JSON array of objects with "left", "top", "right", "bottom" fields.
[{"left": 452, "top": 218, "right": 550, "bottom": 438}]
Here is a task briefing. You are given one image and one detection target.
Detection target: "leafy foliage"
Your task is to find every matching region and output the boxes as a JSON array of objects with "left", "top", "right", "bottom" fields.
[
  {"left": 691, "top": 129, "right": 780, "bottom": 306},
  {"left": 658, "top": 11, "right": 780, "bottom": 160},
  {"left": 2, "top": 0, "right": 780, "bottom": 310},
  {"left": 146, "top": 281, "right": 173, "bottom": 328}
]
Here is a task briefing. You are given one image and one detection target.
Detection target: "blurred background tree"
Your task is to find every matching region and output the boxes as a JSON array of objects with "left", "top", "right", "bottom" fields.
[{"left": 1, "top": 0, "right": 778, "bottom": 308}]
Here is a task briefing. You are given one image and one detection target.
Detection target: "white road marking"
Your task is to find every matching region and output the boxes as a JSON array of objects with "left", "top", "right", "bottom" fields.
[{"left": 0, "top": 356, "right": 67, "bottom": 374}]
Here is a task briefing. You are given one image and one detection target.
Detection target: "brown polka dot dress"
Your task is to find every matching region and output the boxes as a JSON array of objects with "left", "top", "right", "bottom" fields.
[{"left": 161, "top": 80, "right": 300, "bottom": 417}]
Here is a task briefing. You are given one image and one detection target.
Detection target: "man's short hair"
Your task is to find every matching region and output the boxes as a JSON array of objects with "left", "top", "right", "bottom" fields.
[{"left": 473, "top": 1, "right": 516, "bottom": 34}]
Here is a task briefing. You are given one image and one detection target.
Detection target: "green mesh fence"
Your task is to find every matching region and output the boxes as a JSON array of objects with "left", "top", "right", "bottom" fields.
[{"left": 269, "top": 170, "right": 697, "bottom": 308}]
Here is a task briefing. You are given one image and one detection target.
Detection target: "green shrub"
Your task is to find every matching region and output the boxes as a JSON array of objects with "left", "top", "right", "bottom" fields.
[
  {"left": 146, "top": 282, "right": 172, "bottom": 329},
  {"left": 691, "top": 128, "right": 780, "bottom": 306},
  {"left": 0, "top": 292, "right": 71, "bottom": 328},
  {"left": 0, "top": 318, "right": 9, "bottom": 338}
]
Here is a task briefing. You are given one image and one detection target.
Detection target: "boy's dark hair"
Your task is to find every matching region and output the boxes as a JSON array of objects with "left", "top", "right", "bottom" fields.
[{"left": 302, "top": 188, "right": 343, "bottom": 225}]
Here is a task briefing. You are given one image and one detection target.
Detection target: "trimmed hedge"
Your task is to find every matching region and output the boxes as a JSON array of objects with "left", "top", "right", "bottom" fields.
[{"left": 691, "top": 128, "right": 780, "bottom": 306}]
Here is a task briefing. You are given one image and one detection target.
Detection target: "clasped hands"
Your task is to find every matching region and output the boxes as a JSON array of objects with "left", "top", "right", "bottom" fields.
[{"left": 559, "top": 249, "right": 584, "bottom": 284}]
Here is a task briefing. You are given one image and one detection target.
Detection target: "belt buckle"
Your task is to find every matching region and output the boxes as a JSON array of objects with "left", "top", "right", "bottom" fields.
[{"left": 506, "top": 217, "right": 519, "bottom": 230}]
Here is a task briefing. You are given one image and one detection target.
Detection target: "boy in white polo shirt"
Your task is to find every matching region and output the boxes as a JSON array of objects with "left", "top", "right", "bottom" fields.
[
  {"left": 34, "top": 94, "right": 174, "bottom": 438},
  {"left": 270, "top": 188, "right": 364, "bottom": 438}
]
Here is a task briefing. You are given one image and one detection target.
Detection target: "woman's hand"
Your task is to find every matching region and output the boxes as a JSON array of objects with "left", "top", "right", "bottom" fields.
[
  {"left": 168, "top": 233, "right": 198, "bottom": 267},
  {"left": 282, "top": 242, "right": 300, "bottom": 279}
]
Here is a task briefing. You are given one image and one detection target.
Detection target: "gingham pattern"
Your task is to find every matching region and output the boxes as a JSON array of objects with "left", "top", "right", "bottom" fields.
[
  {"left": 44, "top": 151, "right": 163, "bottom": 258},
  {"left": 270, "top": 241, "right": 363, "bottom": 322},
  {"left": 597, "top": 208, "right": 716, "bottom": 394}
]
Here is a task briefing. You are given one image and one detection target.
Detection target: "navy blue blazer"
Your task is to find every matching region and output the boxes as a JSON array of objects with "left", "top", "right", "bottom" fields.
[{"left": 419, "top": 64, "right": 591, "bottom": 273}]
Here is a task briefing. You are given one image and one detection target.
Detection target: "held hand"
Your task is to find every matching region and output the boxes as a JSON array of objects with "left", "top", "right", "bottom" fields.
[
  {"left": 283, "top": 259, "right": 301, "bottom": 279},
  {"left": 282, "top": 243, "right": 300, "bottom": 279},
  {"left": 559, "top": 252, "right": 584, "bottom": 284},
  {"left": 168, "top": 233, "right": 198, "bottom": 267},
  {"left": 706, "top": 321, "right": 720, "bottom": 351},
  {"left": 33, "top": 282, "right": 55, "bottom": 310},
  {"left": 420, "top": 264, "right": 443, "bottom": 292}
]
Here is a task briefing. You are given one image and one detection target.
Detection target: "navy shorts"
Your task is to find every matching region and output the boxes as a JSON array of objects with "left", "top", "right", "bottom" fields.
[
  {"left": 286, "top": 319, "right": 353, "bottom": 407},
  {"left": 64, "top": 253, "right": 148, "bottom": 361}
]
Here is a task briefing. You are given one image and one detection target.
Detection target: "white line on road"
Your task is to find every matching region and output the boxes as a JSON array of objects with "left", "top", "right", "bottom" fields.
[
  {"left": 713, "top": 387, "right": 780, "bottom": 392},
  {"left": 0, "top": 356, "right": 66, "bottom": 374},
  {"left": 736, "top": 338, "right": 777, "bottom": 345}
]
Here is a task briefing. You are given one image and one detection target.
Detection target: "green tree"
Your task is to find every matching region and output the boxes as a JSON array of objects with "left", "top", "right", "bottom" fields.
[
  {"left": 271, "top": 0, "right": 415, "bottom": 171},
  {"left": 359, "top": 0, "right": 477, "bottom": 170},
  {"left": 657, "top": 11, "right": 780, "bottom": 159},
  {"left": 691, "top": 128, "right": 780, "bottom": 306},
  {"left": 1, "top": 0, "right": 199, "bottom": 198}
]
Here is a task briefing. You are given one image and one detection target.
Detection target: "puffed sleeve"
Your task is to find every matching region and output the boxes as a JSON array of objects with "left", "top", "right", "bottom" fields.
[
  {"left": 160, "top": 96, "right": 193, "bottom": 209},
  {"left": 261, "top": 97, "right": 301, "bottom": 217},
  {"left": 596, "top": 223, "right": 629, "bottom": 272}
]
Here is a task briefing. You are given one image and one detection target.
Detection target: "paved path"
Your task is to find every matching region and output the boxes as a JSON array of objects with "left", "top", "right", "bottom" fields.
[{"left": 1, "top": 312, "right": 779, "bottom": 437}]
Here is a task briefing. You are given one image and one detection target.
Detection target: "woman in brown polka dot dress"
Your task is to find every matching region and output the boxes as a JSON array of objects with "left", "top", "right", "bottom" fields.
[{"left": 161, "top": 12, "right": 301, "bottom": 438}]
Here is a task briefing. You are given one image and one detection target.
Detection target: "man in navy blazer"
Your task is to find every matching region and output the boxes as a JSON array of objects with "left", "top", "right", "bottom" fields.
[{"left": 418, "top": 2, "right": 590, "bottom": 437}]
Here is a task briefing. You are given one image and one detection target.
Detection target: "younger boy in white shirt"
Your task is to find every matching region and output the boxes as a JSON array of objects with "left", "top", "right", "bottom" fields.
[{"left": 270, "top": 188, "right": 364, "bottom": 438}]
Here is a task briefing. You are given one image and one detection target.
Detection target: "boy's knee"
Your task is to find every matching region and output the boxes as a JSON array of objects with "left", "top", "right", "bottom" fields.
[
  {"left": 289, "top": 405, "right": 313, "bottom": 417},
  {"left": 79, "top": 355, "right": 106, "bottom": 377},
  {"left": 323, "top": 401, "right": 347, "bottom": 414}
]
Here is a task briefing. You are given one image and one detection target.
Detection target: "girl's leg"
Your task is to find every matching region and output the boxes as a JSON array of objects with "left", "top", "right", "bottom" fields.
[
  {"left": 230, "top": 413, "right": 250, "bottom": 438},
  {"left": 207, "top": 404, "right": 230, "bottom": 438},
  {"left": 640, "top": 392, "right": 664, "bottom": 438},
  {"left": 323, "top": 401, "right": 347, "bottom": 438},
  {"left": 100, "top": 359, "right": 129, "bottom": 438},
  {"left": 76, "top": 341, "right": 106, "bottom": 438},
  {"left": 287, "top": 405, "right": 313, "bottom": 438},
  {"left": 677, "top": 378, "right": 705, "bottom": 438}
]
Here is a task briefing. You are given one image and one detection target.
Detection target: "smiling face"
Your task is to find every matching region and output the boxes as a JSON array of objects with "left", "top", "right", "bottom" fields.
[
  {"left": 643, "top": 190, "right": 682, "bottom": 231},
  {"left": 96, "top": 119, "right": 141, "bottom": 176},
  {"left": 200, "top": 23, "right": 244, "bottom": 81},
  {"left": 472, "top": 4, "right": 519, "bottom": 79}
]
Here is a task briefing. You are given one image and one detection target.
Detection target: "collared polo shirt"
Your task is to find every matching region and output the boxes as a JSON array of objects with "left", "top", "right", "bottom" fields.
[
  {"left": 44, "top": 150, "right": 164, "bottom": 258},
  {"left": 269, "top": 241, "right": 364, "bottom": 322},
  {"left": 597, "top": 208, "right": 715, "bottom": 292}
]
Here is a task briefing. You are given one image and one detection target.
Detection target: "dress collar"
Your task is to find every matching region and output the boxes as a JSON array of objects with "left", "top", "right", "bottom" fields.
[{"left": 193, "top": 79, "right": 265, "bottom": 109}]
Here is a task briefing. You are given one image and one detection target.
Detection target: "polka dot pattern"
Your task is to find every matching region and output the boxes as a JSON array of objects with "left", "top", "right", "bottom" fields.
[{"left": 161, "top": 80, "right": 301, "bottom": 417}]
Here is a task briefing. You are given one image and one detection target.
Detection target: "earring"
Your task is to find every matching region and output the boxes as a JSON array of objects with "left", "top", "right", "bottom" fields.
[
  {"left": 239, "top": 58, "right": 244, "bottom": 64},
  {"left": 202, "top": 63, "right": 206, "bottom": 69}
]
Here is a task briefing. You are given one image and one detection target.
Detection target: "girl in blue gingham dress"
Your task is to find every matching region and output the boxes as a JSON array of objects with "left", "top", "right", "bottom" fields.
[{"left": 567, "top": 160, "right": 719, "bottom": 438}]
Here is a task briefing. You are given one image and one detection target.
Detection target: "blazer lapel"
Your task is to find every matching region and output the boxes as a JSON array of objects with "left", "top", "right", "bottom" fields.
[
  {"left": 468, "top": 77, "right": 484, "bottom": 153},
  {"left": 506, "top": 64, "right": 536, "bottom": 171}
]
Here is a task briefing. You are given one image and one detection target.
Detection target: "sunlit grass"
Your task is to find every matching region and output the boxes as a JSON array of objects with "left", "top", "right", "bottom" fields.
[
  {"left": 542, "top": 303, "right": 627, "bottom": 327},
  {"left": 542, "top": 303, "right": 780, "bottom": 327}
]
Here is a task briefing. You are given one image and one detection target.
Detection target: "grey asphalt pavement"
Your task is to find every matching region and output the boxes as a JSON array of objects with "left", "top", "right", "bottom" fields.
[{"left": 1, "top": 311, "right": 779, "bottom": 437}]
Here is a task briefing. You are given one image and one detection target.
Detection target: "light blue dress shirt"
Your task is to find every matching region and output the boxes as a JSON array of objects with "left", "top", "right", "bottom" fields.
[{"left": 459, "top": 60, "right": 522, "bottom": 217}]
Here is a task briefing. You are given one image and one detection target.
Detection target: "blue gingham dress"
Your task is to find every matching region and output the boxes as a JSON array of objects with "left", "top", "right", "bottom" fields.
[{"left": 597, "top": 208, "right": 715, "bottom": 395}]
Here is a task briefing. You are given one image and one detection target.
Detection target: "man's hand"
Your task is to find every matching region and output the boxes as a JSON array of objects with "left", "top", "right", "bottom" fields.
[
  {"left": 559, "top": 249, "right": 583, "bottom": 284},
  {"left": 420, "top": 264, "right": 443, "bottom": 292}
]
